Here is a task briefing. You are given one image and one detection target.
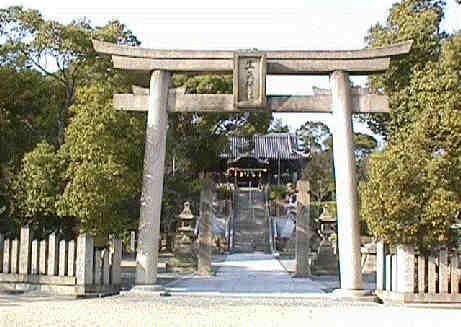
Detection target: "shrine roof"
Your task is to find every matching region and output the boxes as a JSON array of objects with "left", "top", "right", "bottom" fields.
[{"left": 221, "top": 133, "right": 308, "bottom": 161}]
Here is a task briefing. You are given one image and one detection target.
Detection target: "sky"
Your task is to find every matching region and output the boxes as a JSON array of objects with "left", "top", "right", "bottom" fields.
[{"left": 2, "top": 0, "right": 460, "bottom": 136}]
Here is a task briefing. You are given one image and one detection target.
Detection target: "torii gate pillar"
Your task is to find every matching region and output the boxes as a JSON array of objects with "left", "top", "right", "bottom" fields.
[
  {"left": 330, "top": 70, "right": 367, "bottom": 297},
  {"left": 134, "top": 70, "right": 170, "bottom": 288}
]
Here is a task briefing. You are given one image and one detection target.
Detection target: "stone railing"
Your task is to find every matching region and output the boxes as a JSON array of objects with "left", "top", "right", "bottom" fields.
[
  {"left": 376, "top": 242, "right": 461, "bottom": 303},
  {"left": 0, "top": 226, "right": 122, "bottom": 296}
]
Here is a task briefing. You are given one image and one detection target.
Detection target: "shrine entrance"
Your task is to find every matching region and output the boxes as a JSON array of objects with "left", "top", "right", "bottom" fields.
[{"left": 93, "top": 40, "right": 412, "bottom": 298}]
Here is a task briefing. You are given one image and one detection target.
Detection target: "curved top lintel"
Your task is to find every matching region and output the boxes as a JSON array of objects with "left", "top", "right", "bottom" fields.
[{"left": 92, "top": 40, "right": 413, "bottom": 61}]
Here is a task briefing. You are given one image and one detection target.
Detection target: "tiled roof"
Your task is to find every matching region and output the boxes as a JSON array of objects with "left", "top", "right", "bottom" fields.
[{"left": 221, "top": 133, "right": 308, "bottom": 160}]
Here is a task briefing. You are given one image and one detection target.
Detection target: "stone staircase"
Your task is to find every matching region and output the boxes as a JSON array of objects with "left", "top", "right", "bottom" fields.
[{"left": 232, "top": 188, "right": 270, "bottom": 253}]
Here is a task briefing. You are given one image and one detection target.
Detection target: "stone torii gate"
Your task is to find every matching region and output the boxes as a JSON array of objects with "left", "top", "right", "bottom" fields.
[{"left": 93, "top": 40, "right": 411, "bottom": 297}]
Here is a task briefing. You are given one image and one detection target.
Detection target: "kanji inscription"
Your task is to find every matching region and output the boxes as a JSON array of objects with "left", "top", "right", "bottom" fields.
[{"left": 233, "top": 52, "right": 266, "bottom": 110}]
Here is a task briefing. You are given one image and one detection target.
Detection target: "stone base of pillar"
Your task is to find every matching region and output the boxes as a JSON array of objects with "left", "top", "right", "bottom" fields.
[
  {"left": 128, "top": 284, "right": 165, "bottom": 295},
  {"left": 331, "top": 289, "right": 378, "bottom": 302},
  {"left": 292, "top": 271, "right": 310, "bottom": 278}
]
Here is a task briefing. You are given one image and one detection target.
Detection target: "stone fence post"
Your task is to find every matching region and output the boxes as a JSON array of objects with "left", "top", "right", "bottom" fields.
[
  {"left": 0, "top": 233, "right": 4, "bottom": 273},
  {"left": 376, "top": 241, "right": 385, "bottom": 291},
  {"left": 396, "top": 244, "right": 415, "bottom": 293},
  {"left": 76, "top": 233, "right": 94, "bottom": 286},
  {"left": 47, "top": 232, "right": 58, "bottom": 276},
  {"left": 19, "top": 226, "right": 31, "bottom": 274},
  {"left": 110, "top": 238, "right": 122, "bottom": 285}
]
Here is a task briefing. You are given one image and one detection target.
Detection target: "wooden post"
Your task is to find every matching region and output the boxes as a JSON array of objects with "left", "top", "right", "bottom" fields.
[{"left": 295, "top": 180, "right": 311, "bottom": 277}]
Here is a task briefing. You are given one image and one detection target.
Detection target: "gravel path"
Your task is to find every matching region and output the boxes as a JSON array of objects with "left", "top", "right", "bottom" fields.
[
  {"left": 1, "top": 253, "right": 460, "bottom": 326},
  {"left": 165, "top": 252, "right": 325, "bottom": 296},
  {"left": 1, "top": 293, "right": 461, "bottom": 327}
]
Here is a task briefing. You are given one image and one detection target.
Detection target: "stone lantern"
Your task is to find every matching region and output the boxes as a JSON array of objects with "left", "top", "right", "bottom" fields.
[
  {"left": 313, "top": 204, "right": 339, "bottom": 274},
  {"left": 175, "top": 202, "right": 195, "bottom": 254},
  {"left": 167, "top": 202, "right": 197, "bottom": 272}
]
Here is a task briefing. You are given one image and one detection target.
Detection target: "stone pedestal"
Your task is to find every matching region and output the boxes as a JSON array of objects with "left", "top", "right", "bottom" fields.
[
  {"left": 135, "top": 70, "right": 170, "bottom": 286},
  {"left": 330, "top": 71, "right": 363, "bottom": 292}
]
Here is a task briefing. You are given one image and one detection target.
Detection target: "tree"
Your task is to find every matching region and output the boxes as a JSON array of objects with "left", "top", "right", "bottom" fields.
[
  {"left": 0, "top": 6, "right": 139, "bottom": 145},
  {"left": 353, "top": 133, "right": 378, "bottom": 181},
  {"left": 298, "top": 121, "right": 378, "bottom": 202},
  {"left": 0, "top": 67, "right": 62, "bottom": 227},
  {"left": 9, "top": 142, "right": 65, "bottom": 235},
  {"left": 2, "top": 8, "right": 143, "bottom": 236},
  {"left": 268, "top": 118, "right": 290, "bottom": 133},
  {"left": 362, "top": 0, "right": 447, "bottom": 139},
  {"left": 360, "top": 35, "right": 461, "bottom": 251},
  {"left": 57, "top": 82, "right": 145, "bottom": 237}
]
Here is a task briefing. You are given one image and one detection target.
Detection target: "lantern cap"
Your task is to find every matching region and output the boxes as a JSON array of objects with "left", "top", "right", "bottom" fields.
[{"left": 178, "top": 201, "right": 194, "bottom": 220}]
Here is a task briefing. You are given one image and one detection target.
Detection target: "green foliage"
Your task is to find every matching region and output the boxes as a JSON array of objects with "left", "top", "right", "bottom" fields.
[
  {"left": 0, "top": 67, "right": 63, "bottom": 224},
  {"left": 270, "top": 185, "right": 288, "bottom": 201},
  {"left": 268, "top": 119, "right": 290, "bottom": 133},
  {"left": 298, "top": 121, "right": 377, "bottom": 202},
  {"left": 58, "top": 82, "right": 145, "bottom": 237},
  {"left": 1, "top": 8, "right": 142, "bottom": 236},
  {"left": 10, "top": 142, "right": 64, "bottom": 228},
  {"left": 362, "top": 0, "right": 447, "bottom": 138},
  {"left": 0, "top": 6, "right": 139, "bottom": 145},
  {"left": 361, "top": 35, "right": 461, "bottom": 251}
]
